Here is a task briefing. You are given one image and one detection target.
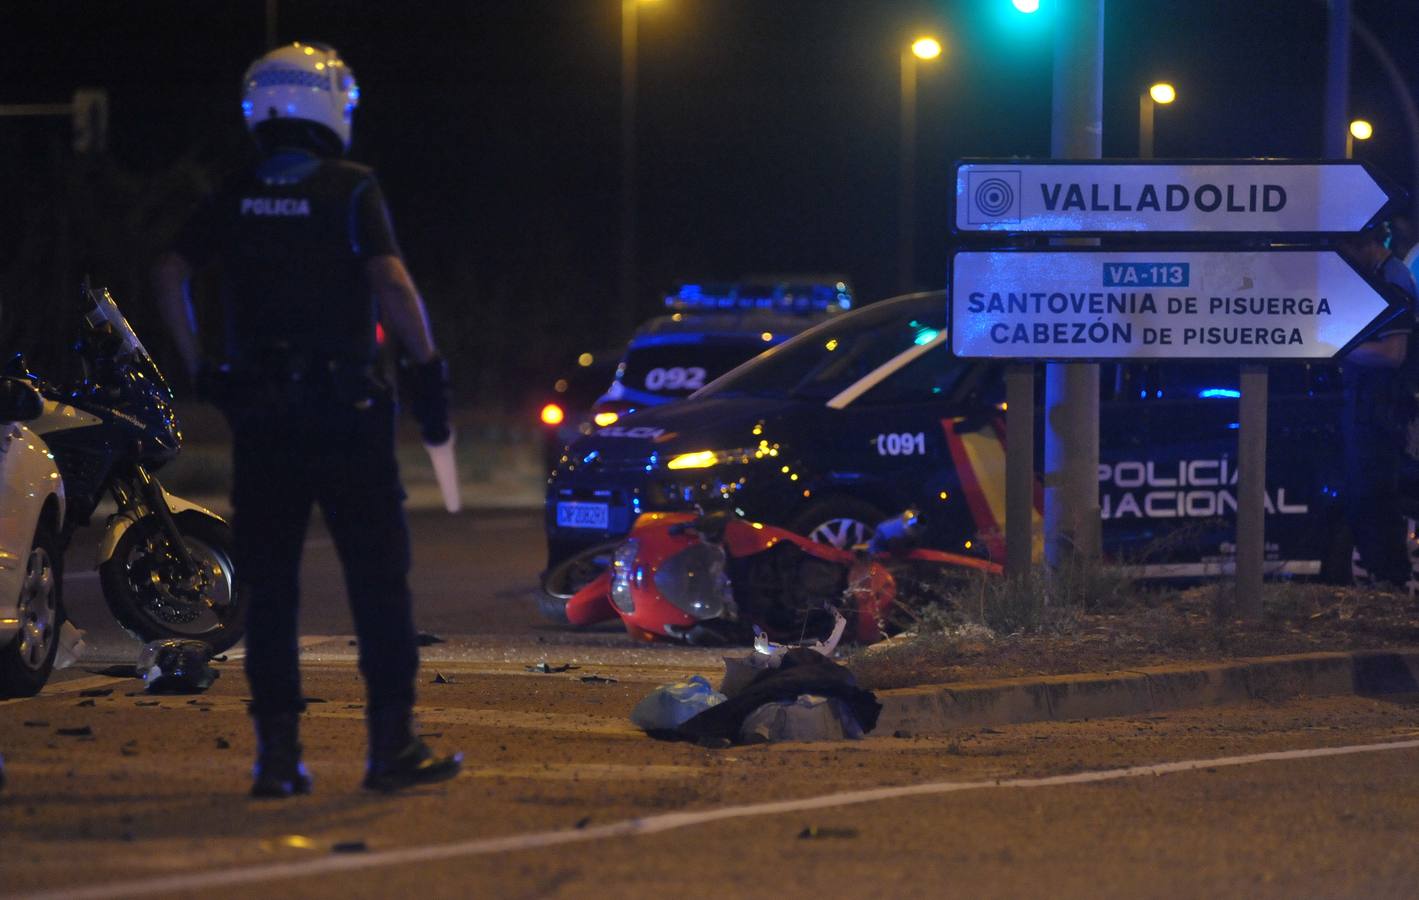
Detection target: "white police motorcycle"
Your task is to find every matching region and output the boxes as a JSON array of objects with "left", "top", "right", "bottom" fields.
[{"left": 5, "top": 284, "right": 244, "bottom": 657}]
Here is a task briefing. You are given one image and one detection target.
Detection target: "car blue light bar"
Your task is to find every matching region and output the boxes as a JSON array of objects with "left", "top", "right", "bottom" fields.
[
  {"left": 666, "top": 282, "right": 853, "bottom": 312},
  {"left": 1198, "top": 388, "right": 1242, "bottom": 399}
]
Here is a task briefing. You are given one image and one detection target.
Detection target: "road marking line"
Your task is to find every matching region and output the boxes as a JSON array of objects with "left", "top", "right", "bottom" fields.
[{"left": 10, "top": 737, "right": 1419, "bottom": 900}]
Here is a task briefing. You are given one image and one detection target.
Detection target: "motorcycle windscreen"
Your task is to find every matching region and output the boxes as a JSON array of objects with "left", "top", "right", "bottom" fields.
[
  {"left": 86, "top": 286, "right": 149, "bottom": 359},
  {"left": 653, "top": 542, "right": 734, "bottom": 621}
]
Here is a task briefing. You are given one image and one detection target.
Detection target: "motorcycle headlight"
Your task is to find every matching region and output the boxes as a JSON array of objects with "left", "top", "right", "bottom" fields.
[
  {"left": 610, "top": 539, "right": 640, "bottom": 614},
  {"left": 653, "top": 541, "right": 732, "bottom": 620}
]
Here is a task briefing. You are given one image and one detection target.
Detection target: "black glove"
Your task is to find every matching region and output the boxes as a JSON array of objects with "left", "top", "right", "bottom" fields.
[{"left": 405, "top": 355, "right": 451, "bottom": 445}]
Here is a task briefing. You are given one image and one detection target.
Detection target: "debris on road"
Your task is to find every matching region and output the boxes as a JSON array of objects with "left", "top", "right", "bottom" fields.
[
  {"left": 630, "top": 608, "right": 880, "bottom": 744},
  {"left": 54, "top": 621, "right": 89, "bottom": 670},
  {"left": 331, "top": 841, "right": 368, "bottom": 854},
  {"left": 797, "top": 826, "right": 859, "bottom": 840},
  {"left": 138, "top": 640, "right": 219, "bottom": 694},
  {"left": 56, "top": 726, "right": 93, "bottom": 737},
  {"left": 78, "top": 688, "right": 114, "bottom": 698},
  {"left": 740, "top": 694, "right": 865, "bottom": 743},
  {"left": 630, "top": 676, "right": 726, "bottom": 733},
  {"left": 526, "top": 661, "right": 579, "bottom": 674},
  {"left": 261, "top": 835, "right": 318, "bottom": 853},
  {"left": 215, "top": 737, "right": 231, "bottom": 749},
  {"left": 578, "top": 674, "right": 618, "bottom": 684},
  {"left": 22, "top": 721, "right": 48, "bottom": 728},
  {"left": 416, "top": 632, "right": 446, "bottom": 646},
  {"left": 433, "top": 671, "right": 455, "bottom": 684}
]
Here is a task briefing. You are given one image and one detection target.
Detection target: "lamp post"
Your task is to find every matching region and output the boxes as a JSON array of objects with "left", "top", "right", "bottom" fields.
[
  {"left": 1138, "top": 81, "right": 1175, "bottom": 159},
  {"left": 1346, "top": 118, "right": 1372, "bottom": 159},
  {"left": 619, "top": 0, "right": 659, "bottom": 338},
  {"left": 899, "top": 36, "right": 941, "bottom": 294}
]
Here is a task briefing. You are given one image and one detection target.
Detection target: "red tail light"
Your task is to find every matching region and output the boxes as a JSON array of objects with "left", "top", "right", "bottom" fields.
[{"left": 540, "top": 403, "right": 566, "bottom": 426}]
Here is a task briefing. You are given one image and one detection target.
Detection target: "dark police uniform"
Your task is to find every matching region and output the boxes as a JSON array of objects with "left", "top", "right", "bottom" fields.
[
  {"left": 1342, "top": 253, "right": 1419, "bottom": 587},
  {"left": 174, "top": 148, "right": 418, "bottom": 722}
]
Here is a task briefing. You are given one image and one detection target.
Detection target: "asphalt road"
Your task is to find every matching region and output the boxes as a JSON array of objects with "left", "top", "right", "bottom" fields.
[{"left": 8, "top": 507, "right": 1419, "bottom": 898}]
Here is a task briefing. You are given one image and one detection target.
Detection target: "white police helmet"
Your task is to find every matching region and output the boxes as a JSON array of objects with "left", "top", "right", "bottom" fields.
[{"left": 241, "top": 42, "right": 359, "bottom": 151}]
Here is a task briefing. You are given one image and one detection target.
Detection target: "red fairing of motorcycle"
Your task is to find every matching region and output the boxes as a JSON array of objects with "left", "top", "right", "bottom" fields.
[{"left": 563, "top": 511, "right": 1001, "bottom": 645}]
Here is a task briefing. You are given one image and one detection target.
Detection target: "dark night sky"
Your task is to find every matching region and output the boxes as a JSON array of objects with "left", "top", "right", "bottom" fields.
[{"left": 3, "top": 0, "right": 1418, "bottom": 402}]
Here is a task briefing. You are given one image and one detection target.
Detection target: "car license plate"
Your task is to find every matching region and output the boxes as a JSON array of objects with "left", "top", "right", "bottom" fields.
[{"left": 557, "top": 501, "right": 609, "bottom": 530}]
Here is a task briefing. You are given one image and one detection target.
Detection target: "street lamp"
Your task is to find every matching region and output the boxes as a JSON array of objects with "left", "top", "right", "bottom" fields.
[
  {"left": 899, "top": 35, "right": 942, "bottom": 293},
  {"left": 1347, "top": 118, "right": 1372, "bottom": 158},
  {"left": 1138, "top": 81, "right": 1175, "bottom": 159},
  {"left": 619, "top": 0, "right": 661, "bottom": 337}
]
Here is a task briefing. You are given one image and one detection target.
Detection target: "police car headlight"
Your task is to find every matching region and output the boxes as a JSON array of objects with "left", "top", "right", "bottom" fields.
[
  {"left": 653, "top": 541, "right": 732, "bottom": 620},
  {"left": 666, "top": 448, "right": 758, "bottom": 470},
  {"left": 610, "top": 539, "right": 640, "bottom": 614}
]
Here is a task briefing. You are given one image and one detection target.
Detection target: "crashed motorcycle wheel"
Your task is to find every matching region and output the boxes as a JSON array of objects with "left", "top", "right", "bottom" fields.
[
  {"left": 536, "top": 540, "right": 621, "bottom": 624},
  {"left": 99, "top": 511, "right": 246, "bottom": 653}
]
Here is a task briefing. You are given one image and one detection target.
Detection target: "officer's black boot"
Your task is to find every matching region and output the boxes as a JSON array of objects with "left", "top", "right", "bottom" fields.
[
  {"left": 363, "top": 707, "right": 462, "bottom": 792},
  {"left": 250, "top": 712, "right": 313, "bottom": 798}
]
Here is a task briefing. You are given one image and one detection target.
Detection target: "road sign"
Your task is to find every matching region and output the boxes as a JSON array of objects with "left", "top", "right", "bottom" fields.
[
  {"left": 950, "top": 249, "right": 1405, "bottom": 360},
  {"left": 954, "top": 160, "right": 1394, "bottom": 235}
]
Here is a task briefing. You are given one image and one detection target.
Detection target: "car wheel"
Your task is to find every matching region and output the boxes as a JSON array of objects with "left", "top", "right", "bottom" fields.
[
  {"left": 0, "top": 522, "right": 63, "bottom": 698},
  {"left": 789, "top": 497, "right": 888, "bottom": 550}
]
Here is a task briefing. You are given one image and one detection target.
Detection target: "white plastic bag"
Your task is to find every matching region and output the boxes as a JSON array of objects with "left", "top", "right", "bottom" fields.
[{"left": 630, "top": 675, "right": 727, "bottom": 731}]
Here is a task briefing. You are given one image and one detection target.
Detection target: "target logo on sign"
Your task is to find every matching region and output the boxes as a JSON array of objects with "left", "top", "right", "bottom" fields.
[{"left": 966, "top": 170, "right": 1021, "bottom": 224}]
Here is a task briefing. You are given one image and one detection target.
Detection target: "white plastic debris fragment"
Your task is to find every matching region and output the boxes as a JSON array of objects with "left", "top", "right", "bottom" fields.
[
  {"left": 804, "top": 606, "right": 847, "bottom": 657},
  {"left": 629, "top": 675, "right": 726, "bottom": 732},
  {"left": 53, "top": 621, "right": 88, "bottom": 670},
  {"left": 424, "top": 434, "right": 462, "bottom": 514},
  {"left": 739, "top": 694, "right": 865, "bottom": 743}
]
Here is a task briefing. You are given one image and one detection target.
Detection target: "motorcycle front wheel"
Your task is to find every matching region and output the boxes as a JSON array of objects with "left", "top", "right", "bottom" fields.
[
  {"left": 536, "top": 540, "right": 621, "bottom": 624},
  {"left": 100, "top": 511, "right": 246, "bottom": 653}
]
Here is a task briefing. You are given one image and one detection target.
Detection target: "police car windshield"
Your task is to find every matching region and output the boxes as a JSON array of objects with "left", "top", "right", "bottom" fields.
[
  {"left": 619, "top": 340, "right": 774, "bottom": 399},
  {"left": 698, "top": 294, "right": 947, "bottom": 401}
]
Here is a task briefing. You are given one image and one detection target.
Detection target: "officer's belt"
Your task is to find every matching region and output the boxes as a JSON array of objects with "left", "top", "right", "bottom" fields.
[{"left": 229, "top": 350, "right": 378, "bottom": 385}]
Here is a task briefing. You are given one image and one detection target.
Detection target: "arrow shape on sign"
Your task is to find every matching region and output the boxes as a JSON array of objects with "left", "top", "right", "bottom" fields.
[
  {"left": 949, "top": 249, "right": 1408, "bottom": 361},
  {"left": 954, "top": 161, "right": 1395, "bottom": 235}
]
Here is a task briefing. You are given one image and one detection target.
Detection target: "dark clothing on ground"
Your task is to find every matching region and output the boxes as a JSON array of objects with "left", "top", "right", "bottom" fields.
[
  {"left": 1342, "top": 254, "right": 1419, "bottom": 586},
  {"left": 174, "top": 149, "right": 418, "bottom": 720}
]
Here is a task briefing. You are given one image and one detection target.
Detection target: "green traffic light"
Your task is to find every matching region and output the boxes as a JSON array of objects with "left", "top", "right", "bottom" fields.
[{"left": 1012, "top": 0, "right": 1040, "bottom": 12}]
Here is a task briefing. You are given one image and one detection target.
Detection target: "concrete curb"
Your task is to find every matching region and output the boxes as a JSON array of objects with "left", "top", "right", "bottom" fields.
[{"left": 874, "top": 648, "right": 1419, "bottom": 736}]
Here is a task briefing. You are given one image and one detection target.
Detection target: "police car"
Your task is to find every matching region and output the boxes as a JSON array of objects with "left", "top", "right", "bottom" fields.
[
  {"left": 589, "top": 280, "right": 853, "bottom": 428},
  {"left": 545, "top": 290, "right": 1365, "bottom": 592}
]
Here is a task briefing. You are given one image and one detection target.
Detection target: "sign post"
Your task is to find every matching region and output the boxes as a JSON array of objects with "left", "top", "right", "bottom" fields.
[{"left": 952, "top": 158, "right": 1401, "bottom": 613}]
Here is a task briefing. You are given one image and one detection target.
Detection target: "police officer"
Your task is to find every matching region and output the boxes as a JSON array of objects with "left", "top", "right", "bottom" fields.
[
  {"left": 1339, "top": 220, "right": 1419, "bottom": 589},
  {"left": 154, "top": 42, "right": 461, "bottom": 795}
]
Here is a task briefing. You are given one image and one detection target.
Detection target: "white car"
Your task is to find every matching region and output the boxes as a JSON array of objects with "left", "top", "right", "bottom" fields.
[{"left": 0, "top": 376, "right": 65, "bottom": 697}]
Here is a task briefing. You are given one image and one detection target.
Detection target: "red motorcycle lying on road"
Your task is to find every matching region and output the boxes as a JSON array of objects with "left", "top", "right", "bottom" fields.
[{"left": 543, "top": 509, "right": 1002, "bottom": 646}]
